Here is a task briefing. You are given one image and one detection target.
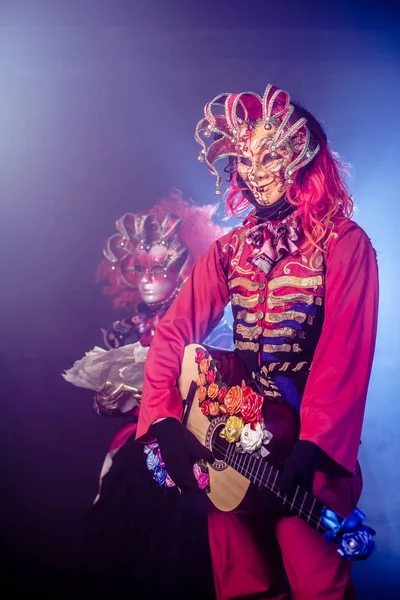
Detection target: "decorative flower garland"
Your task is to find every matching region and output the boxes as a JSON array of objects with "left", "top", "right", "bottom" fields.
[
  {"left": 144, "top": 346, "right": 273, "bottom": 489},
  {"left": 144, "top": 443, "right": 210, "bottom": 491},
  {"left": 195, "top": 347, "right": 273, "bottom": 457}
]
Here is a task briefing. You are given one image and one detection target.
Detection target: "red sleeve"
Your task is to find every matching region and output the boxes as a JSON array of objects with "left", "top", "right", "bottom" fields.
[
  {"left": 300, "top": 224, "right": 379, "bottom": 475},
  {"left": 136, "top": 239, "right": 230, "bottom": 442}
]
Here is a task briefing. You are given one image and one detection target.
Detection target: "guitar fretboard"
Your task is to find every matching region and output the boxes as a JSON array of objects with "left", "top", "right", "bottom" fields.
[{"left": 222, "top": 441, "right": 329, "bottom": 533}]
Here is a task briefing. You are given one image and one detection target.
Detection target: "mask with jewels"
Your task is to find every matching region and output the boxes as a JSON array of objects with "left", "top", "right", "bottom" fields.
[
  {"left": 195, "top": 84, "right": 320, "bottom": 205},
  {"left": 235, "top": 120, "right": 295, "bottom": 206},
  {"left": 100, "top": 210, "right": 189, "bottom": 309},
  {"left": 132, "top": 219, "right": 186, "bottom": 306},
  {"left": 96, "top": 189, "right": 227, "bottom": 311}
]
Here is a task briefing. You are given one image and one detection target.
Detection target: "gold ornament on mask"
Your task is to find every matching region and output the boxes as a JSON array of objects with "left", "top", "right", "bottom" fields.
[{"left": 194, "top": 84, "right": 320, "bottom": 200}]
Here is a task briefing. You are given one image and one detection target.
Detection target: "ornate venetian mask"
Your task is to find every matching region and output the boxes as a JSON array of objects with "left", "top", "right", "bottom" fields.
[
  {"left": 102, "top": 211, "right": 189, "bottom": 309},
  {"left": 195, "top": 84, "right": 320, "bottom": 200},
  {"left": 133, "top": 243, "right": 180, "bottom": 305},
  {"left": 236, "top": 121, "right": 294, "bottom": 206},
  {"left": 97, "top": 190, "right": 227, "bottom": 312}
]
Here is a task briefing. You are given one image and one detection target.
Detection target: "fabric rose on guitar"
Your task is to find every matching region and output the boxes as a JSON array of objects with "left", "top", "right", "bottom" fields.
[
  {"left": 241, "top": 387, "right": 264, "bottom": 427},
  {"left": 199, "top": 358, "right": 210, "bottom": 374},
  {"left": 238, "top": 422, "right": 264, "bottom": 453},
  {"left": 201, "top": 400, "right": 211, "bottom": 416},
  {"left": 195, "top": 348, "right": 206, "bottom": 364},
  {"left": 153, "top": 464, "right": 168, "bottom": 486},
  {"left": 220, "top": 415, "right": 245, "bottom": 443},
  {"left": 198, "top": 386, "right": 207, "bottom": 403},
  {"left": 193, "top": 462, "right": 210, "bottom": 491},
  {"left": 207, "top": 369, "right": 216, "bottom": 384},
  {"left": 218, "top": 386, "right": 228, "bottom": 403},
  {"left": 144, "top": 444, "right": 176, "bottom": 488},
  {"left": 224, "top": 386, "right": 243, "bottom": 415},
  {"left": 196, "top": 373, "right": 206, "bottom": 387},
  {"left": 156, "top": 447, "right": 165, "bottom": 467},
  {"left": 237, "top": 423, "right": 273, "bottom": 457},
  {"left": 209, "top": 401, "right": 220, "bottom": 417},
  {"left": 146, "top": 450, "right": 160, "bottom": 471},
  {"left": 208, "top": 383, "right": 219, "bottom": 399}
]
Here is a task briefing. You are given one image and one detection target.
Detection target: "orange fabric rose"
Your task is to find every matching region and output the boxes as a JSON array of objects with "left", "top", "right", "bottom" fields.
[
  {"left": 196, "top": 373, "right": 206, "bottom": 387},
  {"left": 224, "top": 386, "right": 243, "bottom": 415},
  {"left": 209, "top": 402, "right": 220, "bottom": 417},
  {"left": 200, "top": 358, "right": 210, "bottom": 374},
  {"left": 208, "top": 383, "right": 219, "bottom": 399},
  {"left": 198, "top": 386, "right": 207, "bottom": 403}
]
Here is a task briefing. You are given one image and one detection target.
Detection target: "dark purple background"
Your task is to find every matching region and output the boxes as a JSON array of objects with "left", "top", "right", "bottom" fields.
[{"left": 0, "top": 1, "right": 399, "bottom": 597}]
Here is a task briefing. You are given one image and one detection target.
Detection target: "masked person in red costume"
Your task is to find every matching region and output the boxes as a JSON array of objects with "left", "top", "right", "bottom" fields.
[
  {"left": 68, "top": 191, "right": 229, "bottom": 598},
  {"left": 136, "top": 86, "right": 379, "bottom": 600},
  {"left": 91, "top": 190, "right": 230, "bottom": 496}
]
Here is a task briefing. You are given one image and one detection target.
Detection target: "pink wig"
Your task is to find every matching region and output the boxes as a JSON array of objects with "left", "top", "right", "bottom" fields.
[{"left": 225, "top": 103, "right": 354, "bottom": 248}]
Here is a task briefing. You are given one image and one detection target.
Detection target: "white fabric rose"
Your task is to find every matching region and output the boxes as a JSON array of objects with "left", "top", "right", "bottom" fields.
[
  {"left": 237, "top": 423, "right": 274, "bottom": 455},
  {"left": 239, "top": 422, "right": 265, "bottom": 453}
]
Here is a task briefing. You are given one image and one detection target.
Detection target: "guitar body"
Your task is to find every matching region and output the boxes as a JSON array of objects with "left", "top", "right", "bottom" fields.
[{"left": 178, "top": 344, "right": 298, "bottom": 512}]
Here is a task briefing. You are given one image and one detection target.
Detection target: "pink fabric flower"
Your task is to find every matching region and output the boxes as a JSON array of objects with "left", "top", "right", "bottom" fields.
[
  {"left": 195, "top": 348, "right": 206, "bottom": 364},
  {"left": 196, "top": 472, "right": 210, "bottom": 490},
  {"left": 201, "top": 400, "right": 211, "bottom": 416},
  {"left": 193, "top": 463, "right": 210, "bottom": 490},
  {"left": 156, "top": 447, "right": 165, "bottom": 467},
  {"left": 193, "top": 463, "right": 202, "bottom": 479},
  {"left": 218, "top": 386, "right": 228, "bottom": 403},
  {"left": 207, "top": 369, "right": 216, "bottom": 384}
]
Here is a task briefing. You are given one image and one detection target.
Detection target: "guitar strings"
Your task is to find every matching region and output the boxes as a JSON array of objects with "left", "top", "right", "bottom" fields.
[
  {"left": 211, "top": 437, "right": 326, "bottom": 530},
  {"left": 209, "top": 437, "right": 327, "bottom": 531}
]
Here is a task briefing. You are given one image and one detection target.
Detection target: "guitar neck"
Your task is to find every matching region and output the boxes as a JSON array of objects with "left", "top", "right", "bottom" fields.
[{"left": 223, "top": 442, "right": 329, "bottom": 534}]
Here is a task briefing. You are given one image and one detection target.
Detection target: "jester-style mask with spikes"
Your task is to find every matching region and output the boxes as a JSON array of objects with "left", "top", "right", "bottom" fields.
[{"left": 195, "top": 84, "right": 320, "bottom": 206}]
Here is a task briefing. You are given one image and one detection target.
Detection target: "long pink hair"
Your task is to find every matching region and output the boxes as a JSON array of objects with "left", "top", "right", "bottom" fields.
[{"left": 225, "top": 103, "right": 354, "bottom": 248}]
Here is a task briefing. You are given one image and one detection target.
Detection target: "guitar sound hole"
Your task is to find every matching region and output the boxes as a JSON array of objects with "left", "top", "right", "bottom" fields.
[
  {"left": 203, "top": 417, "right": 231, "bottom": 472},
  {"left": 210, "top": 422, "right": 230, "bottom": 462}
]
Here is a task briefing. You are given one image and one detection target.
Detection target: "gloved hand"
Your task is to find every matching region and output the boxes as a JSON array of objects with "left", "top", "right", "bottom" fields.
[
  {"left": 277, "top": 440, "right": 323, "bottom": 494},
  {"left": 94, "top": 381, "right": 142, "bottom": 416},
  {"left": 151, "top": 418, "right": 214, "bottom": 491}
]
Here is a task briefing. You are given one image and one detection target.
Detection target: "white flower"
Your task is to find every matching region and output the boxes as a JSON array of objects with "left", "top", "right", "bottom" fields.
[
  {"left": 237, "top": 424, "right": 274, "bottom": 455},
  {"left": 238, "top": 422, "right": 265, "bottom": 453}
]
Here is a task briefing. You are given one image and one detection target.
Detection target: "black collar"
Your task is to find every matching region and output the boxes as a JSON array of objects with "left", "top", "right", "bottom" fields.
[
  {"left": 253, "top": 195, "right": 294, "bottom": 222},
  {"left": 236, "top": 174, "right": 294, "bottom": 222}
]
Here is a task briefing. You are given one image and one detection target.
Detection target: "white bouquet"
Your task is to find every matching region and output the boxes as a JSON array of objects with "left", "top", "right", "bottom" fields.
[{"left": 62, "top": 343, "right": 149, "bottom": 393}]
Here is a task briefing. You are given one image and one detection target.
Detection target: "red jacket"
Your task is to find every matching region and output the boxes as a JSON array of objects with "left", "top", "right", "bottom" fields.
[{"left": 137, "top": 212, "right": 378, "bottom": 476}]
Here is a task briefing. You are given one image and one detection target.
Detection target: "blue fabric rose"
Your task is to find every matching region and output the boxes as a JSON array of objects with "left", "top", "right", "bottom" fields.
[
  {"left": 337, "top": 529, "right": 376, "bottom": 560},
  {"left": 153, "top": 465, "right": 168, "bottom": 487},
  {"left": 146, "top": 451, "right": 160, "bottom": 471},
  {"left": 321, "top": 507, "right": 375, "bottom": 560}
]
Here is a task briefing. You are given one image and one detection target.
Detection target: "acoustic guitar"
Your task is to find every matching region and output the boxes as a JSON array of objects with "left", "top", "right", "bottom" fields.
[{"left": 177, "top": 344, "right": 375, "bottom": 560}]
